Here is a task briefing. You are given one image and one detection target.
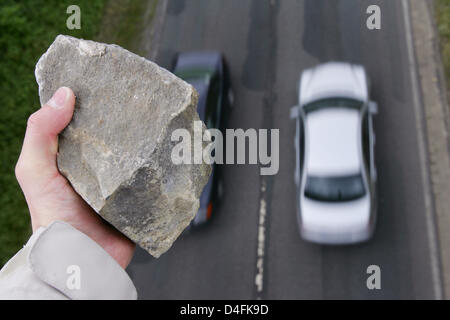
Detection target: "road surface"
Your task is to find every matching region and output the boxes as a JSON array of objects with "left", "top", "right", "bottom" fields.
[{"left": 127, "top": 0, "right": 442, "bottom": 299}]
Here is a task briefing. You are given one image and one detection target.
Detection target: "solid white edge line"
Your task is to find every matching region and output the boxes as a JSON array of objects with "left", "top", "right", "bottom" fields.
[{"left": 255, "top": 180, "right": 267, "bottom": 296}]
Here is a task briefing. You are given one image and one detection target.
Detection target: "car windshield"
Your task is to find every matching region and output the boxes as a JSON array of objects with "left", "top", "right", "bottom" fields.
[
  {"left": 304, "top": 174, "right": 366, "bottom": 202},
  {"left": 174, "top": 69, "right": 214, "bottom": 81},
  {"left": 303, "top": 98, "right": 363, "bottom": 114}
]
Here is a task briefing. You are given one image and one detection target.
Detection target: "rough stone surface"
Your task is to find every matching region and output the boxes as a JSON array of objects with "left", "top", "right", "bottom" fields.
[{"left": 35, "top": 35, "right": 211, "bottom": 257}]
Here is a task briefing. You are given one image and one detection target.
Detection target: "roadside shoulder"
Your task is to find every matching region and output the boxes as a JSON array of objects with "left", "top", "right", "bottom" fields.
[{"left": 409, "top": 0, "right": 450, "bottom": 299}]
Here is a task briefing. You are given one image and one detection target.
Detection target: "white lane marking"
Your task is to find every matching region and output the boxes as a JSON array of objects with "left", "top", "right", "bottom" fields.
[
  {"left": 401, "top": 0, "right": 443, "bottom": 300},
  {"left": 255, "top": 180, "right": 267, "bottom": 295}
]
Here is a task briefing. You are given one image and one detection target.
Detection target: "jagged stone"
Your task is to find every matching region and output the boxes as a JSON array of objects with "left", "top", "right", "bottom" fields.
[{"left": 35, "top": 35, "right": 211, "bottom": 257}]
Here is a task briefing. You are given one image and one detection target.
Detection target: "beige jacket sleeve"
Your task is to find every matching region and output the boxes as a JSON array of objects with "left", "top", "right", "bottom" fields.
[{"left": 0, "top": 221, "right": 137, "bottom": 300}]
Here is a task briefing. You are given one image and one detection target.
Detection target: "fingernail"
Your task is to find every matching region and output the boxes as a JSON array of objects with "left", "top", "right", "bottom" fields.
[{"left": 48, "top": 87, "right": 69, "bottom": 109}]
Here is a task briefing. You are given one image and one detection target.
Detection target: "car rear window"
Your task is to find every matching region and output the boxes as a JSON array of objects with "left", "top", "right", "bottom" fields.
[{"left": 304, "top": 174, "right": 366, "bottom": 202}]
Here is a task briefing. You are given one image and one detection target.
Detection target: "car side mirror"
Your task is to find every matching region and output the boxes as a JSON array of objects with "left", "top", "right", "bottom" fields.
[
  {"left": 290, "top": 105, "right": 300, "bottom": 119},
  {"left": 369, "top": 101, "right": 378, "bottom": 114}
]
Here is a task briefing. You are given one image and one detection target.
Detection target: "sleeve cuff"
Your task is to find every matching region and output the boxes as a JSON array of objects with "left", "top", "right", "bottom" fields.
[{"left": 27, "top": 221, "right": 137, "bottom": 300}]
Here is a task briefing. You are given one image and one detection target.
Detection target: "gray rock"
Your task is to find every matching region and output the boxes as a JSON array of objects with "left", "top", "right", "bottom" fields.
[{"left": 35, "top": 35, "right": 211, "bottom": 257}]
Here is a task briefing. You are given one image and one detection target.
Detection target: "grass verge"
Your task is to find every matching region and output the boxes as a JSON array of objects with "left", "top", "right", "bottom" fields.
[
  {"left": 0, "top": 0, "right": 107, "bottom": 267},
  {"left": 97, "top": 0, "right": 159, "bottom": 56},
  {"left": 0, "top": 0, "right": 157, "bottom": 267},
  {"left": 436, "top": 0, "right": 450, "bottom": 96}
]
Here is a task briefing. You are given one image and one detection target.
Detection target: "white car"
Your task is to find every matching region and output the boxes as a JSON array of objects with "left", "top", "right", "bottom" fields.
[{"left": 290, "top": 62, "right": 378, "bottom": 244}]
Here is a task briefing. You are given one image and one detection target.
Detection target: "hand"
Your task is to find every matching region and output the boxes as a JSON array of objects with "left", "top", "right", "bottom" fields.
[{"left": 15, "top": 87, "right": 135, "bottom": 269}]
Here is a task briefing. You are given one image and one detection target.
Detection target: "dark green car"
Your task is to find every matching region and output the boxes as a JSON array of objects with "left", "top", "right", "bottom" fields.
[{"left": 173, "top": 51, "right": 233, "bottom": 226}]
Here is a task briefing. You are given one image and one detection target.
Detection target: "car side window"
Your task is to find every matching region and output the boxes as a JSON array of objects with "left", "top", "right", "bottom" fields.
[
  {"left": 362, "top": 111, "right": 371, "bottom": 171},
  {"left": 299, "top": 116, "right": 305, "bottom": 172},
  {"left": 205, "top": 75, "right": 220, "bottom": 129}
]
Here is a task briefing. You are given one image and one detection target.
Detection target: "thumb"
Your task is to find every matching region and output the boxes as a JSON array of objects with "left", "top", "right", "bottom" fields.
[{"left": 15, "top": 87, "right": 75, "bottom": 190}]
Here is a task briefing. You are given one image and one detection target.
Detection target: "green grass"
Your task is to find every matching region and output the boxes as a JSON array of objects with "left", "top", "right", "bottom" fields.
[
  {"left": 97, "top": 0, "right": 158, "bottom": 56},
  {"left": 0, "top": 0, "right": 108, "bottom": 267},
  {"left": 0, "top": 0, "right": 158, "bottom": 267},
  {"left": 436, "top": 0, "right": 450, "bottom": 93}
]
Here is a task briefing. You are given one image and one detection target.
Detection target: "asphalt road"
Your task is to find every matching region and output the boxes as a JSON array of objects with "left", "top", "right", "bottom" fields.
[{"left": 127, "top": 0, "right": 442, "bottom": 299}]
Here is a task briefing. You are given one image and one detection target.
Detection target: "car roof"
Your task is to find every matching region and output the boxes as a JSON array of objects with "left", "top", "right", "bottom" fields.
[
  {"left": 173, "top": 52, "right": 223, "bottom": 122},
  {"left": 305, "top": 107, "right": 361, "bottom": 176}
]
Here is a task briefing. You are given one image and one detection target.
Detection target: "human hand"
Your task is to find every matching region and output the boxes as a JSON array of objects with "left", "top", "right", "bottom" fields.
[{"left": 15, "top": 87, "right": 135, "bottom": 269}]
